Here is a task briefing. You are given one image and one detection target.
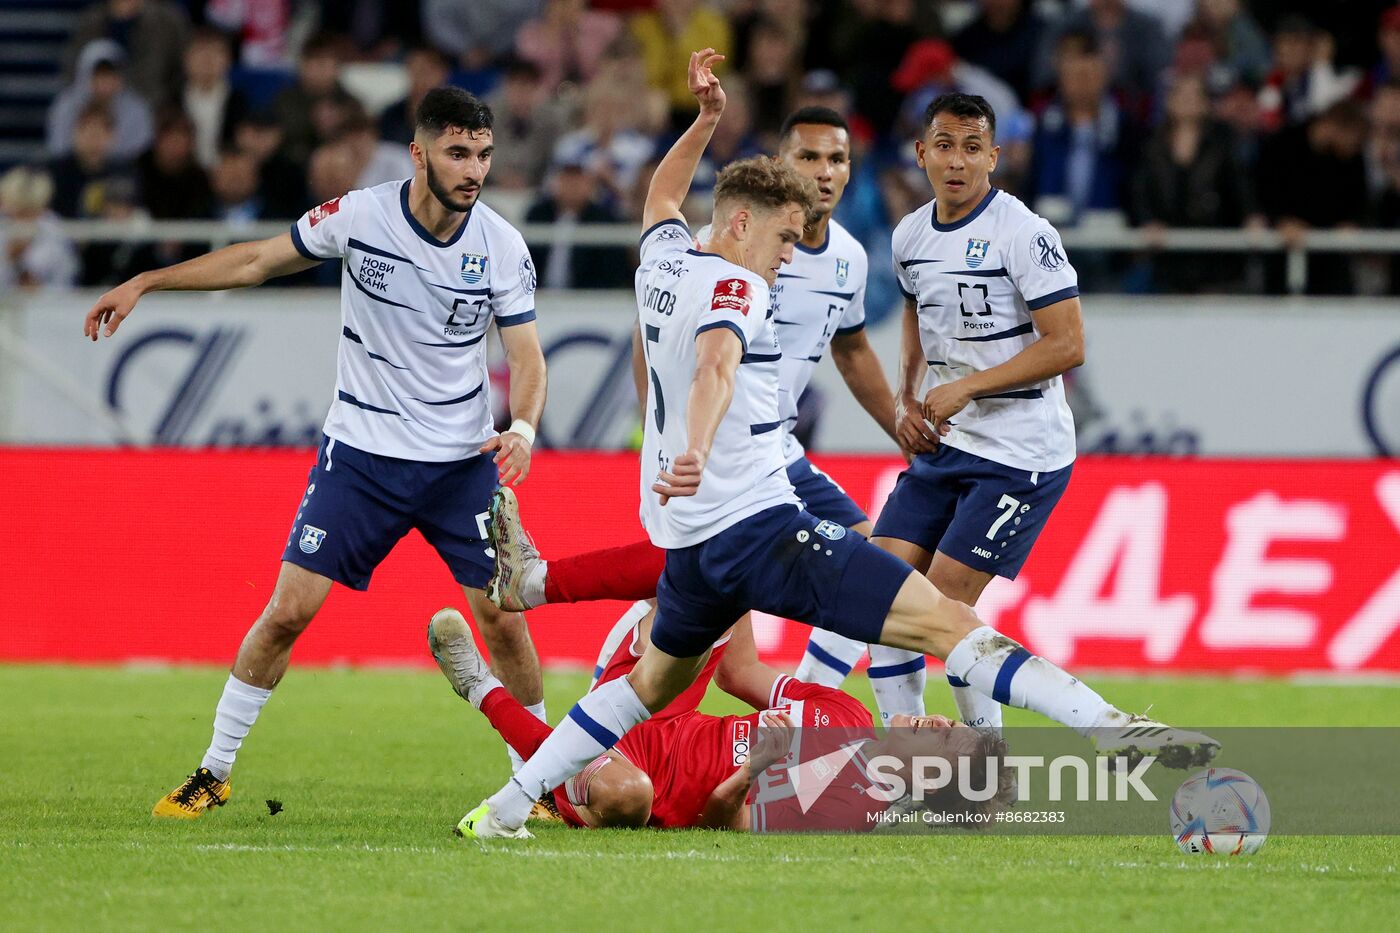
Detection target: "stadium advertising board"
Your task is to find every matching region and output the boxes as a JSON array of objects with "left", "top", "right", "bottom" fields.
[
  {"left": 5, "top": 291, "right": 1400, "bottom": 456},
  {"left": 2, "top": 450, "right": 1395, "bottom": 675}
]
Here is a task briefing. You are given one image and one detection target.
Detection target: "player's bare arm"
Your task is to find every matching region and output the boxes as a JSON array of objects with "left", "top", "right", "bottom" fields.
[
  {"left": 83, "top": 233, "right": 318, "bottom": 340},
  {"left": 894, "top": 296, "right": 941, "bottom": 455},
  {"left": 631, "top": 324, "right": 648, "bottom": 416},
  {"left": 653, "top": 327, "right": 741, "bottom": 504},
  {"left": 697, "top": 711, "right": 793, "bottom": 830},
  {"left": 922, "top": 296, "right": 1085, "bottom": 434},
  {"left": 641, "top": 48, "right": 726, "bottom": 230},
  {"left": 481, "top": 320, "right": 547, "bottom": 486},
  {"left": 830, "top": 327, "right": 899, "bottom": 446}
]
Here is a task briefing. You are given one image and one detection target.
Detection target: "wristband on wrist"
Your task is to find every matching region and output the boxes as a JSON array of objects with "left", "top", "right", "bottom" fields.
[{"left": 507, "top": 419, "right": 536, "bottom": 446}]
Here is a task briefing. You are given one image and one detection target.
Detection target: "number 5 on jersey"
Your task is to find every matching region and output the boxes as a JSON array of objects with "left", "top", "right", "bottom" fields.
[{"left": 644, "top": 323, "right": 665, "bottom": 432}]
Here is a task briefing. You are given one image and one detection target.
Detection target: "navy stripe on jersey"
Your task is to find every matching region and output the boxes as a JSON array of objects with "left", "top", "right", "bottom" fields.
[
  {"left": 645, "top": 324, "right": 660, "bottom": 341},
  {"left": 496, "top": 309, "right": 536, "bottom": 327},
  {"left": 410, "top": 383, "right": 485, "bottom": 406},
  {"left": 798, "top": 354, "right": 822, "bottom": 362},
  {"left": 834, "top": 322, "right": 865, "bottom": 336},
  {"left": 741, "top": 351, "right": 781, "bottom": 363},
  {"left": 777, "top": 272, "right": 807, "bottom": 280},
  {"left": 1026, "top": 285, "right": 1080, "bottom": 310},
  {"left": 811, "top": 289, "right": 855, "bottom": 300},
  {"left": 399, "top": 180, "right": 468, "bottom": 248},
  {"left": 345, "top": 266, "right": 423, "bottom": 313},
  {"left": 750, "top": 421, "right": 782, "bottom": 435},
  {"left": 639, "top": 217, "right": 690, "bottom": 246},
  {"left": 342, "top": 326, "right": 407, "bottom": 370},
  {"left": 696, "top": 320, "right": 748, "bottom": 352},
  {"left": 414, "top": 333, "right": 487, "bottom": 348},
  {"left": 290, "top": 224, "right": 334, "bottom": 262},
  {"left": 347, "top": 238, "right": 413, "bottom": 265},
  {"left": 941, "top": 267, "right": 1008, "bottom": 278},
  {"left": 337, "top": 389, "right": 400, "bottom": 416},
  {"left": 774, "top": 318, "right": 800, "bottom": 325},
  {"left": 927, "top": 359, "right": 948, "bottom": 366},
  {"left": 898, "top": 284, "right": 916, "bottom": 299},
  {"left": 977, "top": 389, "right": 1044, "bottom": 400},
  {"left": 794, "top": 231, "right": 830, "bottom": 255},
  {"left": 956, "top": 321, "right": 1035, "bottom": 342},
  {"left": 898, "top": 258, "right": 943, "bottom": 268}
]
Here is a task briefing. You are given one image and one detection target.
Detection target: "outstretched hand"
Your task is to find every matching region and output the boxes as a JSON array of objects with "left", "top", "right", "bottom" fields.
[
  {"left": 83, "top": 280, "right": 143, "bottom": 341},
  {"left": 687, "top": 48, "right": 726, "bottom": 117}
]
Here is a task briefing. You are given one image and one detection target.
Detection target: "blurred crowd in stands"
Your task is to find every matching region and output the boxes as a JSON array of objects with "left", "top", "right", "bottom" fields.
[{"left": 8, "top": 0, "right": 1400, "bottom": 303}]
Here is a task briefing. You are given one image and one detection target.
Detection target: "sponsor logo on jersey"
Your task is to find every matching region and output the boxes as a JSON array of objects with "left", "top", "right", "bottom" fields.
[
  {"left": 517, "top": 255, "right": 536, "bottom": 294},
  {"left": 1029, "top": 229, "right": 1067, "bottom": 271},
  {"left": 814, "top": 520, "right": 846, "bottom": 541},
  {"left": 308, "top": 197, "right": 342, "bottom": 227},
  {"left": 299, "top": 524, "right": 327, "bottom": 554},
  {"left": 835, "top": 258, "right": 850, "bottom": 287},
  {"left": 460, "top": 252, "right": 489, "bottom": 285},
  {"left": 732, "top": 720, "right": 751, "bottom": 765},
  {"left": 653, "top": 225, "right": 686, "bottom": 243},
  {"left": 965, "top": 237, "right": 990, "bottom": 268},
  {"left": 712, "top": 278, "right": 752, "bottom": 316}
]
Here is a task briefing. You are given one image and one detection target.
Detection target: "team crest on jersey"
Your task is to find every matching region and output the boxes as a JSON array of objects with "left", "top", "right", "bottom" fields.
[
  {"left": 518, "top": 255, "right": 536, "bottom": 293},
  {"left": 1029, "top": 229, "right": 1067, "bottom": 271},
  {"left": 712, "top": 278, "right": 752, "bottom": 315},
  {"left": 814, "top": 520, "right": 846, "bottom": 541},
  {"left": 299, "top": 524, "right": 326, "bottom": 554},
  {"left": 834, "top": 258, "right": 850, "bottom": 287},
  {"left": 460, "top": 252, "right": 489, "bottom": 285},
  {"left": 965, "top": 238, "right": 990, "bottom": 268},
  {"left": 308, "top": 196, "right": 342, "bottom": 227}
]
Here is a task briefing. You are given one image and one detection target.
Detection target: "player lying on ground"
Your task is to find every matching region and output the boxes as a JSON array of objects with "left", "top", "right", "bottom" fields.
[
  {"left": 84, "top": 87, "right": 551, "bottom": 818},
  {"left": 458, "top": 49, "right": 1216, "bottom": 841},
  {"left": 429, "top": 607, "right": 1011, "bottom": 831}
]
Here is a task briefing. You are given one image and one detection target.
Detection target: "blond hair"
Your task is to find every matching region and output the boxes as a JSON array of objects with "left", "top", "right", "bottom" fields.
[{"left": 713, "top": 155, "right": 818, "bottom": 226}]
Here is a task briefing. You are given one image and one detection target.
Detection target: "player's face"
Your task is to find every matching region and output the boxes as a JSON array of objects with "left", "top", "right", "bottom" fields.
[
  {"left": 780, "top": 124, "right": 851, "bottom": 218},
  {"left": 915, "top": 115, "right": 998, "bottom": 211},
  {"left": 413, "top": 127, "right": 494, "bottom": 213},
  {"left": 738, "top": 203, "right": 805, "bottom": 286}
]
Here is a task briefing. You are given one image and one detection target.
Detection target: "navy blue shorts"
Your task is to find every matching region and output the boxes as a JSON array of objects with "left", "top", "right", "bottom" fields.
[
  {"left": 281, "top": 435, "right": 498, "bottom": 591},
  {"left": 871, "top": 445, "right": 1071, "bottom": 579},
  {"left": 651, "top": 505, "right": 913, "bottom": 658},
  {"left": 786, "top": 456, "right": 868, "bottom": 528}
]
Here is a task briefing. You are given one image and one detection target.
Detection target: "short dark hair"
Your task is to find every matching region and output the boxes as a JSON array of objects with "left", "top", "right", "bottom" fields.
[
  {"left": 713, "top": 155, "right": 818, "bottom": 225},
  {"left": 415, "top": 86, "right": 493, "bottom": 138},
  {"left": 778, "top": 106, "right": 849, "bottom": 143},
  {"left": 923, "top": 92, "right": 997, "bottom": 139}
]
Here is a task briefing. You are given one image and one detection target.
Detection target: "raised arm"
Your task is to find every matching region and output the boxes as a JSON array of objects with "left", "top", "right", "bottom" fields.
[
  {"left": 83, "top": 233, "right": 318, "bottom": 341},
  {"left": 641, "top": 48, "right": 726, "bottom": 231}
]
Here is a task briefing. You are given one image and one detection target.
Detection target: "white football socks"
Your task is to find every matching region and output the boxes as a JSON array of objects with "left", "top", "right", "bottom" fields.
[
  {"left": 866, "top": 645, "right": 927, "bottom": 724},
  {"left": 490, "top": 676, "right": 650, "bottom": 829},
  {"left": 506, "top": 699, "right": 548, "bottom": 774},
  {"left": 200, "top": 673, "right": 273, "bottom": 781},
  {"left": 521, "top": 560, "right": 548, "bottom": 609},
  {"left": 943, "top": 626, "right": 1123, "bottom": 736},
  {"left": 795, "top": 629, "right": 866, "bottom": 688},
  {"left": 946, "top": 671, "right": 1004, "bottom": 733}
]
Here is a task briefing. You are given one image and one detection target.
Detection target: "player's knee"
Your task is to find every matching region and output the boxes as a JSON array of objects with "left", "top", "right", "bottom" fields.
[
  {"left": 586, "top": 762, "right": 654, "bottom": 828},
  {"left": 258, "top": 593, "right": 318, "bottom": 641}
]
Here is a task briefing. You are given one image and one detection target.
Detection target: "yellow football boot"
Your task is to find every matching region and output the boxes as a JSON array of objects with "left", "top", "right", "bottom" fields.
[{"left": 152, "top": 768, "right": 231, "bottom": 819}]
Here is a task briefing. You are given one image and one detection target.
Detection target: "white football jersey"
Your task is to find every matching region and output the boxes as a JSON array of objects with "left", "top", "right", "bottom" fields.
[
  {"left": 291, "top": 179, "right": 538, "bottom": 462},
  {"left": 635, "top": 219, "right": 798, "bottom": 548},
  {"left": 892, "top": 187, "right": 1079, "bottom": 473},
  {"left": 697, "top": 220, "right": 868, "bottom": 465}
]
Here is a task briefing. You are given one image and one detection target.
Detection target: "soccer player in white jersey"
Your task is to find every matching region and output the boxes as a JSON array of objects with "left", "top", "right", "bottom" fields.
[
  {"left": 849, "top": 91, "right": 1088, "bottom": 735},
  {"left": 456, "top": 51, "right": 1216, "bottom": 840},
  {"left": 82, "top": 88, "right": 551, "bottom": 818}
]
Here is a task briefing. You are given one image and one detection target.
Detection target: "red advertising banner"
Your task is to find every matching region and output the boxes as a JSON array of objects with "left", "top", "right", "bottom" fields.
[{"left": 2, "top": 449, "right": 1397, "bottom": 675}]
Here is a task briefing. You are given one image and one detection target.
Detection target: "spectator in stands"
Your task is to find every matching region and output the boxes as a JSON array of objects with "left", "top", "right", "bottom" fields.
[
  {"left": 744, "top": 17, "right": 803, "bottom": 137},
  {"left": 0, "top": 167, "right": 79, "bottom": 292},
  {"left": 1191, "top": 0, "right": 1271, "bottom": 91},
  {"left": 551, "top": 74, "right": 657, "bottom": 208},
  {"left": 632, "top": 0, "right": 733, "bottom": 126},
  {"left": 1032, "top": 0, "right": 1170, "bottom": 107},
  {"left": 422, "top": 0, "right": 544, "bottom": 69},
  {"left": 1257, "top": 100, "right": 1371, "bottom": 293},
  {"left": 308, "top": 140, "right": 361, "bottom": 205},
  {"left": 48, "top": 39, "right": 153, "bottom": 162},
  {"left": 49, "top": 103, "right": 140, "bottom": 219},
  {"left": 64, "top": 0, "right": 189, "bottom": 108},
  {"left": 272, "top": 34, "right": 358, "bottom": 166},
  {"left": 688, "top": 76, "right": 763, "bottom": 195},
  {"left": 1027, "top": 33, "right": 1137, "bottom": 225},
  {"left": 515, "top": 0, "right": 623, "bottom": 91},
  {"left": 137, "top": 110, "right": 214, "bottom": 220},
  {"left": 209, "top": 147, "right": 266, "bottom": 223},
  {"left": 378, "top": 46, "right": 453, "bottom": 145},
  {"left": 204, "top": 0, "right": 290, "bottom": 66},
  {"left": 525, "top": 155, "right": 631, "bottom": 288},
  {"left": 233, "top": 112, "right": 307, "bottom": 218},
  {"left": 832, "top": 0, "right": 917, "bottom": 137},
  {"left": 1367, "top": 80, "right": 1400, "bottom": 290},
  {"left": 181, "top": 27, "right": 248, "bottom": 170},
  {"left": 1372, "top": 6, "right": 1400, "bottom": 90},
  {"left": 1257, "top": 17, "right": 1360, "bottom": 133},
  {"left": 339, "top": 113, "right": 415, "bottom": 188},
  {"left": 486, "top": 57, "right": 571, "bottom": 191},
  {"left": 1131, "top": 73, "right": 1257, "bottom": 291},
  {"left": 954, "top": 0, "right": 1047, "bottom": 104}
]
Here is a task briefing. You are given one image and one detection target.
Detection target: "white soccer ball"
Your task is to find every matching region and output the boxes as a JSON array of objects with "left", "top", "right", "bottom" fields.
[{"left": 1169, "top": 768, "right": 1270, "bottom": 856}]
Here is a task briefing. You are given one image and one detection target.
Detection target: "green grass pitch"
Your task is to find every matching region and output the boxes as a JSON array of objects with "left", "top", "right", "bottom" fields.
[{"left": 2, "top": 664, "right": 1397, "bottom": 931}]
